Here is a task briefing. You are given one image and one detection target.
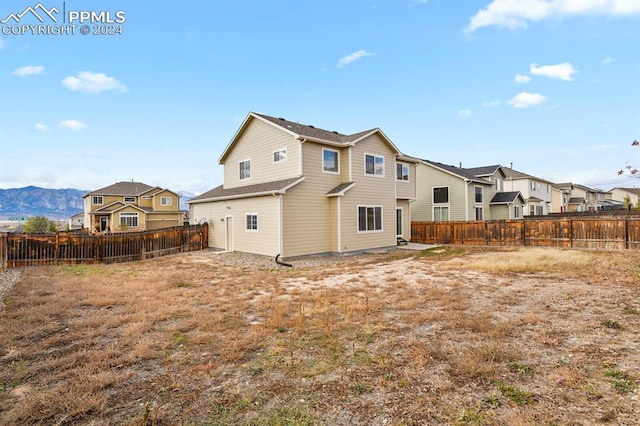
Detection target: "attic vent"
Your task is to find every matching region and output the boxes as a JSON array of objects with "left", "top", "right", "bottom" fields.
[
  {"left": 278, "top": 117, "right": 285, "bottom": 121},
  {"left": 332, "top": 131, "right": 339, "bottom": 134},
  {"left": 308, "top": 125, "right": 315, "bottom": 128}
]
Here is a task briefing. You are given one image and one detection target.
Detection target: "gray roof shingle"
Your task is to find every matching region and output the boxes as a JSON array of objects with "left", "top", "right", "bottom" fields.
[
  {"left": 189, "top": 177, "right": 303, "bottom": 203},
  {"left": 490, "top": 191, "right": 521, "bottom": 204},
  {"left": 85, "top": 181, "right": 156, "bottom": 197}
]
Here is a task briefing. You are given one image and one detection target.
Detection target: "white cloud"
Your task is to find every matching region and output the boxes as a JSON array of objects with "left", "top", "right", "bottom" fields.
[
  {"left": 62, "top": 71, "right": 127, "bottom": 94},
  {"left": 530, "top": 62, "right": 577, "bottom": 81},
  {"left": 514, "top": 74, "right": 531, "bottom": 83},
  {"left": 602, "top": 56, "right": 615, "bottom": 63},
  {"left": 337, "top": 50, "right": 373, "bottom": 68},
  {"left": 466, "top": 0, "right": 640, "bottom": 32},
  {"left": 58, "top": 120, "right": 87, "bottom": 130},
  {"left": 482, "top": 100, "right": 501, "bottom": 107},
  {"left": 457, "top": 109, "right": 472, "bottom": 118},
  {"left": 12, "top": 65, "right": 44, "bottom": 76},
  {"left": 507, "top": 92, "right": 546, "bottom": 108},
  {"left": 34, "top": 123, "right": 49, "bottom": 133}
]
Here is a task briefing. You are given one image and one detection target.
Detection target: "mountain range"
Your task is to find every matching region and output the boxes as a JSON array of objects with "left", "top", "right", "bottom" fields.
[{"left": 0, "top": 186, "right": 195, "bottom": 220}]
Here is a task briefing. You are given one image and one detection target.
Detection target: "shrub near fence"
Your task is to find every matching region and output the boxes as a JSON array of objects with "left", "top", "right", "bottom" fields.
[
  {"left": 411, "top": 217, "right": 640, "bottom": 250},
  {"left": 0, "top": 224, "right": 209, "bottom": 270}
]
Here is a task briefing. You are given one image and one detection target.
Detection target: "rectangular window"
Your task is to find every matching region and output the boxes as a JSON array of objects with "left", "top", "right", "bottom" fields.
[
  {"left": 434, "top": 206, "right": 450, "bottom": 221},
  {"left": 246, "top": 214, "right": 258, "bottom": 231},
  {"left": 123, "top": 196, "right": 135, "bottom": 203},
  {"left": 475, "top": 207, "right": 483, "bottom": 220},
  {"left": 119, "top": 212, "right": 138, "bottom": 227},
  {"left": 322, "top": 149, "right": 339, "bottom": 173},
  {"left": 433, "top": 187, "right": 449, "bottom": 204},
  {"left": 514, "top": 205, "right": 520, "bottom": 218},
  {"left": 546, "top": 184, "right": 550, "bottom": 193},
  {"left": 365, "top": 154, "right": 384, "bottom": 176},
  {"left": 239, "top": 160, "right": 251, "bottom": 180},
  {"left": 160, "top": 196, "right": 172, "bottom": 206},
  {"left": 536, "top": 205, "right": 544, "bottom": 215},
  {"left": 494, "top": 178, "right": 501, "bottom": 191},
  {"left": 273, "top": 148, "right": 287, "bottom": 163},
  {"left": 92, "top": 196, "right": 103, "bottom": 205},
  {"left": 396, "top": 163, "right": 409, "bottom": 181},
  {"left": 396, "top": 208, "right": 403, "bottom": 236},
  {"left": 475, "top": 186, "right": 483, "bottom": 203},
  {"left": 530, "top": 205, "right": 535, "bottom": 216},
  {"left": 531, "top": 181, "right": 536, "bottom": 190},
  {"left": 358, "top": 206, "right": 382, "bottom": 232}
]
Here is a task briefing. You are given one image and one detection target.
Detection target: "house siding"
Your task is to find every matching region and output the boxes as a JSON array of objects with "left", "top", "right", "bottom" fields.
[
  {"left": 339, "top": 134, "right": 397, "bottom": 252},
  {"left": 396, "top": 199, "right": 411, "bottom": 238},
  {"left": 223, "top": 119, "right": 300, "bottom": 189},
  {"left": 282, "top": 142, "right": 341, "bottom": 257},
  {"left": 151, "top": 190, "right": 179, "bottom": 212},
  {"left": 192, "top": 196, "right": 280, "bottom": 256},
  {"left": 491, "top": 205, "right": 510, "bottom": 220},
  {"left": 396, "top": 162, "right": 416, "bottom": 200},
  {"left": 412, "top": 163, "right": 469, "bottom": 221}
]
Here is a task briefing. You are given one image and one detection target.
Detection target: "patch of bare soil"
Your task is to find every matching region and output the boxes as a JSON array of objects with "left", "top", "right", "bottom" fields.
[{"left": 0, "top": 247, "right": 639, "bottom": 425}]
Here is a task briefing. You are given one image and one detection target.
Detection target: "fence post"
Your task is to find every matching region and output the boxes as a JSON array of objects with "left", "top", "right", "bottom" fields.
[
  {"left": 55, "top": 232, "right": 60, "bottom": 265},
  {"left": 569, "top": 219, "right": 573, "bottom": 248},
  {"left": 625, "top": 218, "right": 629, "bottom": 250},
  {"left": 1, "top": 234, "right": 7, "bottom": 271}
]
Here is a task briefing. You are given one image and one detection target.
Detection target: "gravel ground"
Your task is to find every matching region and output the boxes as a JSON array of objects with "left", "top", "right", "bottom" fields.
[{"left": 0, "top": 269, "right": 21, "bottom": 309}]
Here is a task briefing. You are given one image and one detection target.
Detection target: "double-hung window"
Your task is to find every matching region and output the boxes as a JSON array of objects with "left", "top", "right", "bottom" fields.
[
  {"left": 323, "top": 149, "right": 339, "bottom": 173},
  {"left": 239, "top": 160, "right": 251, "bottom": 180},
  {"left": 92, "top": 196, "right": 103, "bottom": 205},
  {"left": 246, "top": 214, "right": 258, "bottom": 231},
  {"left": 273, "top": 149, "right": 287, "bottom": 163},
  {"left": 433, "top": 187, "right": 450, "bottom": 221},
  {"left": 396, "top": 163, "right": 409, "bottom": 181},
  {"left": 120, "top": 212, "right": 138, "bottom": 227},
  {"left": 160, "top": 196, "right": 172, "bottom": 206}
]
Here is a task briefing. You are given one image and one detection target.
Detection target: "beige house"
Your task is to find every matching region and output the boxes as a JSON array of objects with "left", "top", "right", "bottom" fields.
[
  {"left": 188, "top": 112, "right": 418, "bottom": 258},
  {"left": 412, "top": 161, "right": 524, "bottom": 221},
  {"left": 608, "top": 187, "right": 640, "bottom": 209},
  {"left": 502, "top": 167, "right": 553, "bottom": 216},
  {"left": 83, "top": 182, "right": 182, "bottom": 233}
]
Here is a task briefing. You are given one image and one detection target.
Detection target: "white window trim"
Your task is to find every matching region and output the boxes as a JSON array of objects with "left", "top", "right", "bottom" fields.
[
  {"left": 322, "top": 148, "right": 340, "bottom": 174},
  {"left": 433, "top": 185, "right": 450, "bottom": 204},
  {"left": 357, "top": 205, "right": 384, "bottom": 234},
  {"left": 474, "top": 185, "right": 483, "bottom": 204},
  {"left": 92, "top": 196, "right": 103, "bottom": 205},
  {"left": 160, "top": 196, "right": 172, "bottom": 206},
  {"left": 433, "top": 205, "right": 450, "bottom": 222},
  {"left": 475, "top": 206, "right": 484, "bottom": 221},
  {"left": 245, "top": 213, "right": 258, "bottom": 232},
  {"left": 364, "top": 153, "right": 385, "bottom": 177},
  {"left": 123, "top": 196, "right": 136, "bottom": 203},
  {"left": 239, "top": 159, "right": 251, "bottom": 181},
  {"left": 513, "top": 205, "right": 520, "bottom": 219},
  {"left": 119, "top": 212, "right": 139, "bottom": 227},
  {"left": 273, "top": 148, "right": 287, "bottom": 164},
  {"left": 396, "top": 162, "right": 410, "bottom": 182},
  {"left": 396, "top": 207, "right": 403, "bottom": 237}
]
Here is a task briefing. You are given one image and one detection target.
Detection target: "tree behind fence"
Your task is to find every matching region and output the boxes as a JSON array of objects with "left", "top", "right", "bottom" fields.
[
  {"left": 1, "top": 224, "right": 209, "bottom": 270},
  {"left": 411, "top": 218, "right": 640, "bottom": 250}
]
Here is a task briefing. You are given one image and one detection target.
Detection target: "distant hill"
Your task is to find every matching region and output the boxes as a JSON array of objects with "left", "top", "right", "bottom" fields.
[
  {"left": 0, "top": 186, "right": 196, "bottom": 220},
  {"left": 0, "top": 186, "right": 86, "bottom": 220}
]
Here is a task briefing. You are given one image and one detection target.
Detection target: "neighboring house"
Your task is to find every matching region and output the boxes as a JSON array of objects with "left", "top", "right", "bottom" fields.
[
  {"left": 68, "top": 212, "right": 84, "bottom": 230},
  {"left": 566, "top": 183, "right": 610, "bottom": 212},
  {"left": 608, "top": 187, "right": 640, "bottom": 209},
  {"left": 502, "top": 167, "right": 554, "bottom": 216},
  {"left": 551, "top": 183, "right": 573, "bottom": 213},
  {"left": 83, "top": 181, "right": 182, "bottom": 233},
  {"left": 188, "top": 112, "right": 418, "bottom": 258},
  {"left": 412, "top": 161, "right": 524, "bottom": 221}
]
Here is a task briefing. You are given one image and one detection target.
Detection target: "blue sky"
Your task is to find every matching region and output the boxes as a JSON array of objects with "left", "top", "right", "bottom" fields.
[{"left": 1, "top": 0, "right": 639, "bottom": 195}]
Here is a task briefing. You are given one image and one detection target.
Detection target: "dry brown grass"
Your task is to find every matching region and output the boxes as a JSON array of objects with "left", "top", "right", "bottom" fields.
[{"left": 1, "top": 246, "right": 639, "bottom": 425}]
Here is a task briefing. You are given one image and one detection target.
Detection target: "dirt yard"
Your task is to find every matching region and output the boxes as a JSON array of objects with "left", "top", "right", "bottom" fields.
[{"left": 0, "top": 246, "right": 639, "bottom": 425}]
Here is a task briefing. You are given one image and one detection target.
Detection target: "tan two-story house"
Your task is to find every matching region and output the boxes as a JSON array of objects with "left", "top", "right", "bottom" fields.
[
  {"left": 188, "top": 112, "right": 418, "bottom": 258},
  {"left": 83, "top": 181, "right": 182, "bottom": 233}
]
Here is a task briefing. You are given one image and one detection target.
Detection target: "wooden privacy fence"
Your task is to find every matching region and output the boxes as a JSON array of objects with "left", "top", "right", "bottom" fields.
[
  {"left": 0, "top": 224, "right": 209, "bottom": 270},
  {"left": 411, "top": 218, "right": 640, "bottom": 250}
]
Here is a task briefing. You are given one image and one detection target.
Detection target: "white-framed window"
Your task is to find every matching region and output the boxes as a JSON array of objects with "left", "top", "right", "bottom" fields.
[
  {"left": 475, "top": 186, "right": 483, "bottom": 203},
  {"left": 322, "top": 148, "right": 339, "bottom": 173},
  {"left": 92, "top": 196, "right": 103, "bottom": 205},
  {"left": 433, "top": 186, "right": 449, "bottom": 204},
  {"left": 123, "top": 196, "right": 135, "bottom": 203},
  {"left": 239, "top": 159, "right": 251, "bottom": 180},
  {"left": 273, "top": 148, "right": 287, "bottom": 163},
  {"left": 119, "top": 212, "right": 138, "bottom": 227},
  {"left": 514, "top": 205, "right": 520, "bottom": 218},
  {"left": 434, "top": 206, "right": 450, "bottom": 221},
  {"left": 365, "top": 154, "right": 384, "bottom": 176},
  {"left": 396, "top": 163, "right": 409, "bottom": 181},
  {"left": 494, "top": 178, "right": 501, "bottom": 191},
  {"left": 530, "top": 205, "right": 535, "bottom": 216},
  {"left": 160, "top": 196, "right": 172, "bottom": 206},
  {"left": 358, "top": 206, "right": 383, "bottom": 232},
  {"left": 546, "top": 184, "right": 550, "bottom": 193},
  {"left": 536, "top": 205, "right": 544, "bottom": 215},
  {"left": 531, "top": 181, "right": 536, "bottom": 191},
  {"left": 475, "top": 207, "right": 483, "bottom": 220},
  {"left": 142, "top": 195, "right": 152, "bottom": 200},
  {"left": 246, "top": 213, "right": 258, "bottom": 231}
]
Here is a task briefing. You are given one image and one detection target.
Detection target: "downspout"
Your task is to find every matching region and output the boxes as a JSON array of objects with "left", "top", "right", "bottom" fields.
[
  {"left": 337, "top": 196, "right": 342, "bottom": 253},
  {"left": 298, "top": 138, "right": 306, "bottom": 176}
]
